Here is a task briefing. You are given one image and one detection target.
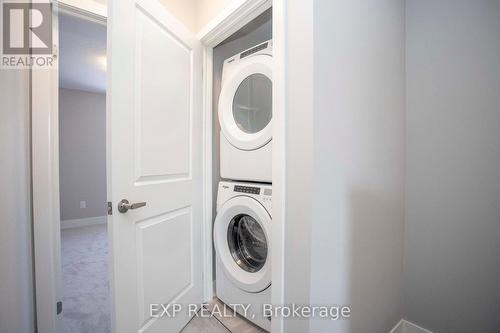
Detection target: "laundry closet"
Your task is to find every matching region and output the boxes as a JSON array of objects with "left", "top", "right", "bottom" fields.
[{"left": 209, "top": 8, "right": 273, "bottom": 332}]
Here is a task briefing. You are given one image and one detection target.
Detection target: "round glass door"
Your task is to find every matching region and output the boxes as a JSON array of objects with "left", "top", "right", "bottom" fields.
[
  {"left": 218, "top": 55, "right": 273, "bottom": 150},
  {"left": 232, "top": 73, "right": 272, "bottom": 134},
  {"left": 227, "top": 214, "right": 268, "bottom": 273}
]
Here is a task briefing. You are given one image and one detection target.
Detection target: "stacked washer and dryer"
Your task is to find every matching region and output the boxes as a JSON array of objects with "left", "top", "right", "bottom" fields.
[{"left": 214, "top": 40, "right": 273, "bottom": 331}]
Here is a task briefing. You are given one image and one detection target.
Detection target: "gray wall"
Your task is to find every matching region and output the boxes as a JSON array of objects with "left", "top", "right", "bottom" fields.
[
  {"left": 0, "top": 70, "right": 35, "bottom": 333},
  {"left": 212, "top": 9, "right": 272, "bottom": 213},
  {"left": 308, "top": 0, "right": 406, "bottom": 332},
  {"left": 404, "top": 1, "right": 500, "bottom": 332},
  {"left": 59, "top": 88, "right": 107, "bottom": 221}
]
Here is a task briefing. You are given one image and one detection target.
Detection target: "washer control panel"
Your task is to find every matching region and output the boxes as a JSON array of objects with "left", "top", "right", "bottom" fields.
[
  {"left": 234, "top": 185, "right": 261, "bottom": 195},
  {"left": 218, "top": 181, "right": 272, "bottom": 214}
]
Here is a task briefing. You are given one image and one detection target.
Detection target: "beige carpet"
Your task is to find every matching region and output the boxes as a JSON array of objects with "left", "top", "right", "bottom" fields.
[{"left": 60, "top": 224, "right": 111, "bottom": 333}]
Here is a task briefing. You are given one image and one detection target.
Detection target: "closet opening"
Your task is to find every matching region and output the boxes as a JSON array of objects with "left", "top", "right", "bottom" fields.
[{"left": 202, "top": 7, "right": 273, "bottom": 333}]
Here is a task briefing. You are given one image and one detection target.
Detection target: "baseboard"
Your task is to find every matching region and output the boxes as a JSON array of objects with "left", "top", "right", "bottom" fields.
[
  {"left": 61, "top": 216, "right": 107, "bottom": 229},
  {"left": 389, "top": 319, "right": 434, "bottom": 333}
]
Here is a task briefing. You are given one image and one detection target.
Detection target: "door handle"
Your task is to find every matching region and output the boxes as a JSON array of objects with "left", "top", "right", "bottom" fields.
[{"left": 118, "top": 199, "right": 147, "bottom": 213}]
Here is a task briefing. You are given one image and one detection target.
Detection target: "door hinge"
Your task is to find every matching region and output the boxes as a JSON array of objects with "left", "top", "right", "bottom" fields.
[
  {"left": 52, "top": 43, "right": 58, "bottom": 60},
  {"left": 107, "top": 201, "right": 113, "bottom": 215},
  {"left": 56, "top": 301, "right": 62, "bottom": 315}
]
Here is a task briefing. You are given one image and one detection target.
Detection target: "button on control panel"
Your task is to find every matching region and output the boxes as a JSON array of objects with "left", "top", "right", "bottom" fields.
[{"left": 234, "top": 185, "right": 261, "bottom": 195}]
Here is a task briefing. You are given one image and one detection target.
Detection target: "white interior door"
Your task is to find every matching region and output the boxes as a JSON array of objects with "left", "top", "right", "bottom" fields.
[{"left": 108, "top": 0, "right": 204, "bottom": 332}]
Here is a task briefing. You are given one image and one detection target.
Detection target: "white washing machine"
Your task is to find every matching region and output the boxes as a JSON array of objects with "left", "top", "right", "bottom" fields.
[
  {"left": 214, "top": 181, "right": 272, "bottom": 331},
  {"left": 219, "top": 40, "right": 273, "bottom": 183}
]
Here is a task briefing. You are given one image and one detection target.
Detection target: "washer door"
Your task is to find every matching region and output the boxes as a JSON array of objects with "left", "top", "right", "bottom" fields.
[
  {"left": 218, "top": 54, "right": 273, "bottom": 151},
  {"left": 214, "top": 196, "right": 271, "bottom": 293}
]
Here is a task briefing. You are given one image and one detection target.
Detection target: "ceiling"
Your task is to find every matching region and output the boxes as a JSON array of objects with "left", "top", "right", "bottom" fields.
[{"left": 59, "top": 13, "right": 106, "bottom": 94}]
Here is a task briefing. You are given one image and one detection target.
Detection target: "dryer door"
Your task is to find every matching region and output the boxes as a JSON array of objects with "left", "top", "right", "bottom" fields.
[
  {"left": 218, "top": 54, "right": 273, "bottom": 151},
  {"left": 214, "top": 196, "right": 271, "bottom": 293}
]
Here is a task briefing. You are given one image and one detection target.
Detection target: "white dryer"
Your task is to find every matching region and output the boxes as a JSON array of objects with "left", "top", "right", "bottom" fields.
[
  {"left": 214, "top": 181, "right": 272, "bottom": 331},
  {"left": 219, "top": 40, "right": 273, "bottom": 183}
]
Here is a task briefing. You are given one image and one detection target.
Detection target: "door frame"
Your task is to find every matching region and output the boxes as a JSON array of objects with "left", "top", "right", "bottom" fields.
[
  {"left": 197, "top": 2, "right": 286, "bottom": 333},
  {"left": 32, "top": 0, "right": 286, "bottom": 332},
  {"left": 31, "top": 1, "right": 106, "bottom": 332},
  {"left": 196, "top": 0, "right": 273, "bottom": 303}
]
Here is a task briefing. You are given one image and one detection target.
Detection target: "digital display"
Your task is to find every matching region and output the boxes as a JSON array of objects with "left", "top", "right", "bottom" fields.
[{"left": 234, "top": 185, "right": 260, "bottom": 195}]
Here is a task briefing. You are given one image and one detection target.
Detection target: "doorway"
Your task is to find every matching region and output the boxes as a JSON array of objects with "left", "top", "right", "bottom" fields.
[
  {"left": 57, "top": 12, "right": 110, "bottom": 333},
  {"left": 31, "top": 1, "right": 286, "bottom": 332}
]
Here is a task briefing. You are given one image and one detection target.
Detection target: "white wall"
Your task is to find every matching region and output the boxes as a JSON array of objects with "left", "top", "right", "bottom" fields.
[
  {"left": 89, "top": 0, "right": 239, "bottom": 33},
  {"left": 404, "top": 1, "right": 500, "bottom": 332},
  {"left": 158, "top": 0, "right": 238, "bottom": 33},
  {"left": 196, "top": 0, "right": 236, "bottom": 31},
  {"left": 91, "top": 0, "right": 205, "bottom": 33},
  {"left": 158, "top": 0, "right": 198, "bottom": 32},
  {"left": 59, "top": 88, "right": 107, "bottom": 221},
  {"left": 0, "top": 70, "right": 35, "bottom": 333},
  {"left": 283, "top": 1, "right": 405, "bottom": 332}
]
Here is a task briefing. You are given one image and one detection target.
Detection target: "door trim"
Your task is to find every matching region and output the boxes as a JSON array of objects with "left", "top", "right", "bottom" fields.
[
  {"left": 31, "top": 1, "right": 106, "bottom": 332},
  {"left": 197, "top": 0, "right": 272, "bottom": 46},
  {"left": 55, "top": 0, "right": 107, "bottom": 25},
  {"left": 31, "top": 25, "right": 60, "bottom": 333},
  {"left": 269, "top": 2, "right": 286, "bottom": 332}
]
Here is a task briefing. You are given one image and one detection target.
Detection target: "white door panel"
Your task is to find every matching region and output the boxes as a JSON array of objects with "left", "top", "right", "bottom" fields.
[
  {"left": 134, "top": 6, "right": 192, "bottom": 181},
  {"left": 109, "top": 0, "right": 203, "bottom": 332},
  {"left": 136, "top": 208, "right": 193, "bottom": 323}
]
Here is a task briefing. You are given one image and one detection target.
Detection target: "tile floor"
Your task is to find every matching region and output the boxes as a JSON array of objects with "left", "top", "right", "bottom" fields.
[{"left": 181, "top": 299, "right": 267, "bottom": 333}]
